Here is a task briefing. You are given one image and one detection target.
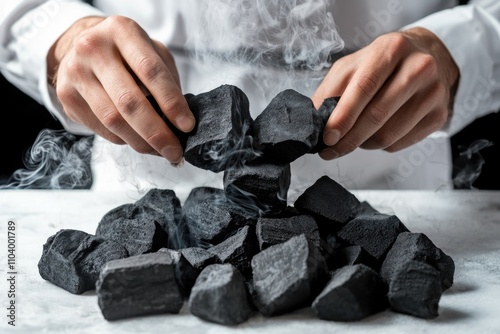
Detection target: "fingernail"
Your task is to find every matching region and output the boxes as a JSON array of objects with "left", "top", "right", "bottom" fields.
[
  {"left": 175, "top": 114, "right": 196, "bottom": 132},
  {"left": 324, "top": 129, "right": 341, "bottom": 146},
  {"left": 321, "top": 148, "right": 340, "bottom": 160},
  {"left": 161, "top": 145, "right": 182, "bottom": 164}
]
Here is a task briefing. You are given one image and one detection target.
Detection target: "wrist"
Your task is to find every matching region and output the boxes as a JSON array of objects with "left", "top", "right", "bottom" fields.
[{"left": 47, "top": 16, "right": 105, "bottom": 86}]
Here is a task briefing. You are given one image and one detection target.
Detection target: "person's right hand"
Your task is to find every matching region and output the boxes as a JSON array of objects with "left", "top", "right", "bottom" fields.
[{"left": 47, "top": 16, "right": 195, "bottom": 164}]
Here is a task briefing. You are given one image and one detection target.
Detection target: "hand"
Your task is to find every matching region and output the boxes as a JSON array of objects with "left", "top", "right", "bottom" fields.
[
  {"left": 312, "top": 27, "right": 459, "bottom": 160},
  {"left": 47, "top": 16, "right": 195, "bottom": 164}
]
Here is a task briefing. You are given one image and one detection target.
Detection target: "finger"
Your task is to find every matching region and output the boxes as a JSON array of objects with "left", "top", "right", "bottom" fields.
[
  {"left": 322, "top": 47, "right": 401, "bottom": 147},
  {"left": 312, "top": 58, "right": 354, "bottom": 109},
  {"left": 111, "top": 19, "right": 195, "bottom": 133},
  {"left": 152, "top": 40, "right": 181, "bottom": 88},
  {"left": 92, "top": 58, "right": 184, "bottom": 163}
]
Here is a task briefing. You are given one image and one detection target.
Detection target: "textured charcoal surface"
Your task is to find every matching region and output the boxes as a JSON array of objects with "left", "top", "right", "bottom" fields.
[
  {"left": 312, "top": 264, "right": 388, "bottom": 321},
  {"left": 134, "top": 188, "right": 185, "bottom": 249},
  {"left": 189, "top": 264, "right": 253, "bottom": 325},
  {"left": 96, "top": 214, "right": 168, "bottom": 256},
  {"left": 328, "top": 245, "right": 378, "bottom": 271},
  {"left": 294, "top": 175, "right": 361, "bottom": 228},
  {"left": 256, "top": 215, "right": 321, "bottom": 251},
  {"left": 353, "top": 201, "right": 379, "bottom": 217},
  {"left": 184, "top": 84, "right": 256, "bottom": 172},
  {"left": 310, "top": 96, "right": 340, "bottom": 154},
  {"left": 96, "top": 252, "right": 184, "bottom": 321},
  {"left": 207, "top": 225, "right": 258, "bottom": 278},
  {"left": 182, "top": 186, "right": 225, "bottom": 213},
  {"left": 251, "top": 234, "right": 328, "bottom": 316},
  {"left": 183, "top": 195, "right": 254, "bottom": 248},
  {"left": 181, "top": 247, "right": 220, "bottom": 270},
  {"left": 38, "top": 229, "right": 128, "bottom": 295},
  {"left": 224, "top": 162, "right": 291, "bottom": 216},
  {"left": 158, "top": 248, "right": 200, "bottom": 298},
  {"left": 380, "top": 232, "right": 455, "bottom": 291},
  {"left": 336, "top": 213, "right": 409, "bottom": 263},
  {"left": 388, "top": 260, "right": 442, "bottom": 319},
  {"left": 252, "top": 89, "right": 319, "bottom": 164}
]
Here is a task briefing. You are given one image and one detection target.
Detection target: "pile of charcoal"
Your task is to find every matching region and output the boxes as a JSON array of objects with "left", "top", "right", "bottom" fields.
[{"left": 38, "top": 85, "right": 455, "bottom": 325}]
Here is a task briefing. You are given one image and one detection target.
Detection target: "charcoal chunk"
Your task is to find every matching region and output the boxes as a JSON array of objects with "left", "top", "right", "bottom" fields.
[
  {"left": 38, "top": 229, "right": 128, "bottom": 294},
  {"left": 328, "top": 245, "right": 378, "bottom": 271},
  {"left": 183, "top": 196, "right": 253, "bottom": 248},
  {"left": 337, "top": 213, "right": 409, "bottom": 263},
  {"left": 208, "top": 225, "right": 258, "bottom": 278},
  {"left": 158, "top": 248, "right": 200, "bottom": 298},
  {"left": 182, "top": 186, "right": 225, "bottom": 213},
  {"left": 189, "top": 264, "right": 253, "bottom": 325},
  {"left": 96, "top": 252, "right": 184, "bottom": 321},
  {"left": 252, "top": 89, "right": 319, "bottom": 164},
  {"left": 181, "top": 247, "right": 220, "bottom": 270},
  {"left": 256, "top": 215, "right": 320, "bottom": 250},
  {"left": 251, "top": 234, "right": 328, "bottom": 316},
  {"left": 388, "top": 260, "right": 442, "bottom": 319},
  {"left": 312, "top": 264, "right": 388, "bottom": 321},
  {"left": 310, "top": 96, "right": 340, "bottom": 153},
  {"left": 294, "top": 175, "right": 360, "bottom": 228},
  {"left": 380, "top": 232, "right": 455, "bottom": 291},
  {"left": 353, "top": 201, "right": 379, "bottom": 217},
  {"left": 184, "top": 84, "right": 256, "bottom": 172},
  {"left": 224, "top": 162, "right": 291, "bottom": 216}
]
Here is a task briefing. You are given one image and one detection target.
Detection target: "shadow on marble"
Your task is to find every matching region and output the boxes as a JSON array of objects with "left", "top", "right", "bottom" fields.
[{"left": 433, "top": 306, "right": 471, "bottom": 323}]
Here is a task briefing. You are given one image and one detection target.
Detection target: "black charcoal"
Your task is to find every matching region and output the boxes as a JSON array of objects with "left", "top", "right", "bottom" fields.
[
  {"left": 38, "top": 229, "right": 128, "bottom": 294},
  {"left": 251, "top": 234, "right": 328, "bottom": 316},
  {"left": 224, "top": 162, "right": 291, "bottom": 216},
  {"left": 183, "top": 196, "right": 253, "bottom": 248},
  {"left": 380, "top": 232, "right": 455, "bottom": 291},
  {"left": 252, "top": 89, "right": 319, "bottom": 164},
  {"left": 328, "top": 245, "right": 378, "bottom": 271},
  {"left": 184, "top": 84, "right": 255, "bottom": 172},
  {"left": 189, "top": 264, "right": 253, "bottom": 325},
  {"left": 312, "top": 264, "right": 387, "bottom": 321},
  {"left": 182, "top": 186, "right": 225, "bottom": 213},
  {"left": 337, "top": 213, "right": 409, "bottom": 263},
  {"left": 353, "top": 201, "right": 379, "bottom": 217},
  {"left": 208, "top": 225, "right": 258, "bottom": 278},
  {"left": 181, "top": 247, "right": 220, "bottom": 270},
  {"left": 294, "top": 175, "right": 360, "bottom": 228},
  {"left": 388, "top": 260, "right": 442, "bottom": 319},
  {"left": 310, "top": 96, "right": 340, "bottom": 153},
  {"left": 158, "top": 248, "right": 200, "bottom": 298},
  {"left": 256, "top": 215, "right": 320, "bottom": 250},
  {"left": 96, "top": 252, "right": 184, "bottom": 321},
  {"left": 96, "top": 215, "right": 168, "bottom": 256}
]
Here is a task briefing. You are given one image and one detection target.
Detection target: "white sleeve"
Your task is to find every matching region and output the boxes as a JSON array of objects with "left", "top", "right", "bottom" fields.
[
  {"left": 404, "top": 0, "right": 500, "bottom": 137},
  {"left": 0, "top": 0, "right": 104, "bottom": 135}
]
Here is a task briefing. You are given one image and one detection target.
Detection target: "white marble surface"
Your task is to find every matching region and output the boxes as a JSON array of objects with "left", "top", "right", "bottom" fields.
[{"left": 0, "top": 189, "right": 499, "bottom": 334}]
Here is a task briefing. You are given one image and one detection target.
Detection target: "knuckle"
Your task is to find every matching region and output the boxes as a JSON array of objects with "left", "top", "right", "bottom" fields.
[
  {"left": 366, "top": 103, "right": 391, "bottom": 127},
  {"left": 354, "top": 73, "right": 380, "bottom": 98},
  {"left": 160, "top": 94, "right": 186, "bottom": 117},
  {"left": 116, "top": 91, "right": 141, "bottom": 116},
  {"left": 56, "top": 85, "right": 77, "bottom": 105},
  {"left": 432, "top": 107, "right": 449, "bottom": 127},
  {"left": 137, "top": 56, "right": 162, "bottom": 82},
  {"left": 100, "top": 110, "right": 124, "bottom": 130},
  {"left": 73, "top": 33, "right": 101, "bottom": 56},
  {"left": 337, "top": 137, "right": 359, "bottom": 155},
  {"left": 106, "top": 15, "right": 134, "bottom": 30},
  {"left": 416, "top": 54, "right": 437, "bottom": 76},
  {"left": 385, "top": 33, "right": 408, "bottom": 53},
  {"left": 369, "top": 131, "right": 398, "bottom": 149}
]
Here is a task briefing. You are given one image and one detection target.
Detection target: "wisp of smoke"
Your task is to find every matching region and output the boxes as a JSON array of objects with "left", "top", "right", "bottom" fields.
[
  {"left": 186, "top": 0, "right": 344, "bottom": 71},
  {"left": 1, "top": 129, "right": 94, "bottom": 189},
  {"left": 452, "top": 139, "right": 494, "bottom": 190}
]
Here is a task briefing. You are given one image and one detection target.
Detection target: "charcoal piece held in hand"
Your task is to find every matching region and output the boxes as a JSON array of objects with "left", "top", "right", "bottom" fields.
[
  {"left": 252, "top": 89, "right": 319, "bottom": 164},
  {"left": 310, "top": 96, "right": 340, "bottom": 154},
  {"left": 181, "top": 247, "right": 220, "bottom": 270},
  {"left": 337, "top": 213, "right": 409, "bottom": 263},
  {"left": 251, "top": 234, "right": 328, "bottom": 316},
  {"left": 388, "top": 260, "right": 442, "bottom": 319},
  {"left": 312, "top": 264, "right": 388, "bottom": 321},
  {"left": 224, "top": 162, "right": 291, "bottom": 216},
  {"left": 183, "top": 195, "right": 254, "bottom": 248},
  {"left": 184, "top": 84, "right": 256, "bottom": 172},
  {"left": 294, "top": 175, "right": 360, "bottom": 228},
  {"left": 208, "top": 225, "right": 258, "bottom": 278},
  {"left": 380, "top": 232, "right": 455, "bottom": 291},
  {"left": 134, "top": 188, "right": 184, "bottom": 248},
  {"left": 96, "top": 214, "right": 168, "bottom": 256},
  {"left": 256, "top": 214, "right": 320, "bottom": 251},
  {"left": 147, "top": 94, "right": 193, "bottom": 149},
  {"left": 38, "top": 229, "right": 128, "bottom": 294},
  {"left": 189, "top": 264, "right": 253, "bottom": 325},
  {"left": 158, "top": 248, "right": 200, "bottom": 298},
  {"left": 96, "top": 252, "right": 184, "bottom": 321},
  {"left": 328, "top": 245, "right": 378, "bottom": 271}
]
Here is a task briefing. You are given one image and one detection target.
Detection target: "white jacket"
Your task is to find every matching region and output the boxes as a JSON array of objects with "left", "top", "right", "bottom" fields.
[{"left": 1, "top": 0, "right": 500, "bottom": 200}]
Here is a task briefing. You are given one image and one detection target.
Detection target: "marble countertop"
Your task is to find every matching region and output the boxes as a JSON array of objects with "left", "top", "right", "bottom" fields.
[{"left": 1, "top": 189, "right": 499, "bottom": 334}]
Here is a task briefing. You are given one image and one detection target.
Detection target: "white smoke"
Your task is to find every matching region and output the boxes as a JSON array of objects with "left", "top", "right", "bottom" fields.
[{"left": 452, "top": 139, "right": 494, "bottom": 190}]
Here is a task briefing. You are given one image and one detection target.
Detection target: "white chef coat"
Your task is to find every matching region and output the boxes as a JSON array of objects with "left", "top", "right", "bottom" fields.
[{"left": 1, "top": 0, "right": 500, "bottom": 201}]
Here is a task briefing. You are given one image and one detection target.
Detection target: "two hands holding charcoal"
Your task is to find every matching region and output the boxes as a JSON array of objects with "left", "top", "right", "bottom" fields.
[{"left": 48, "top": 15, "right": 459, "bottom": 164}]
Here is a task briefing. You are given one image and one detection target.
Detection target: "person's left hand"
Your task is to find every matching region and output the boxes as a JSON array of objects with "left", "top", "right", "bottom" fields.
[{"left": 312, "top": 27, "right": 459, "bottom": 160}]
